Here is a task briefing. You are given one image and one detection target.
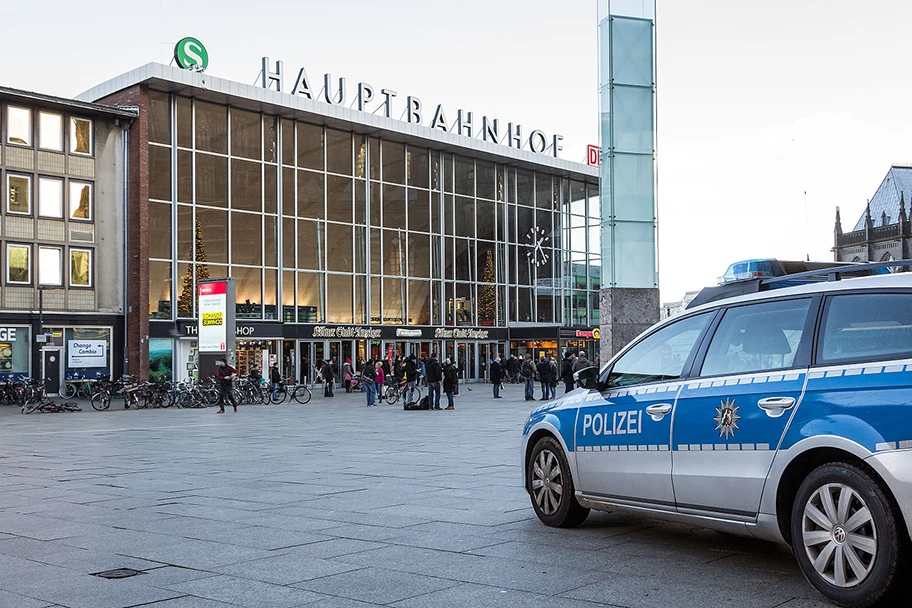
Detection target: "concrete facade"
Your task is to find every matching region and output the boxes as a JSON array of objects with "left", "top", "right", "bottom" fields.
[{"left": 599, "top": 287, "right": 660, "bottom": 360}]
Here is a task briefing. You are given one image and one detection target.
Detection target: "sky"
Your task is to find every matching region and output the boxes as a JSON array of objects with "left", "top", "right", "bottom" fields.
[{"left": 4, "top": 0, "right": 912, "bottom": 303}]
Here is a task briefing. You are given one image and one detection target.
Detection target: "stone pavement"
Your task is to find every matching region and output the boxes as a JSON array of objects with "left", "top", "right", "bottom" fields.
[{"left": 0, "top": 383, "right": 834, "bottom": 608}]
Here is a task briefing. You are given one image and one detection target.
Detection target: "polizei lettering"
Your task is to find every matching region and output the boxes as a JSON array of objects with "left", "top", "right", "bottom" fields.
[
  {"left": 581, "top": 410, "right": 643, "bottom": 436},
  {"left": 261, "top": 57, "right": 564, "bottom": 158}
]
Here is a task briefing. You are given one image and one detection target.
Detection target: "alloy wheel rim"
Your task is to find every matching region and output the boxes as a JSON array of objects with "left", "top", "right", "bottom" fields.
[
  {"left": 531, "top": 449, "right": 564, "bottom": 515},
  {"left": 802, "top": 482, "right": 877, "bottom": 588}
]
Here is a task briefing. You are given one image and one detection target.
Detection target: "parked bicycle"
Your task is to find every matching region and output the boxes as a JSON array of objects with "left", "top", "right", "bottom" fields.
[
  {"left": 382, "top": 377, "right": 422, "bottom": 405},
  {"left": 269, "top": 381, "right": 312, "bottom": 404},
  {"left": 62, "top": 372, "right": 94, "bottom": 399}
]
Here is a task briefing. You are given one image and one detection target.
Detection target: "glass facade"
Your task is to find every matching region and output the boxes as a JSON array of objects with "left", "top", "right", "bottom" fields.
[
  {"left": 598, "top": 0, "right": 658, "bottom": 289},
  {"left": 147, "top": 91, "right": 600, "bottom": 328}
]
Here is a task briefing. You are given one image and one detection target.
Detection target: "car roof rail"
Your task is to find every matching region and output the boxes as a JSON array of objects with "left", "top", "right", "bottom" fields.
[{"left": 686, "top": 260, "right": 912, "bottom": 310}]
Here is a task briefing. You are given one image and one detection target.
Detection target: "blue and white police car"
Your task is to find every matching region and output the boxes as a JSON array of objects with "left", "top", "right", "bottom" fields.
[{"left": 522, "top": 263, "right": 912, "bottom": 607}]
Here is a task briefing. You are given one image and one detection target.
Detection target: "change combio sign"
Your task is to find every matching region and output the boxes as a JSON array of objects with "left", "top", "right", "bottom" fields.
[{"left": 198, "top": 281, "right": 227, "bottom": 352}]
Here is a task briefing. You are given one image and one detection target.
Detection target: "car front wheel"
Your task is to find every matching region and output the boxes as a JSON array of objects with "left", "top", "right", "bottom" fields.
[
  {"left": 790, "top": 462, "right": 907, "bottom": 608},
  {"left": 528, "top": 436, "right": 589, "bottom": 528}
]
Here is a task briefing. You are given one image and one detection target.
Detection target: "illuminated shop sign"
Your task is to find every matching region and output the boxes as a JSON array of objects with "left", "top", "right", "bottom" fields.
[
  {"left": 260, "top": 57, "right": 564, "bottom": 158},
  {"left": 197, "top": 281, "right": 228, "bottom": 352}
]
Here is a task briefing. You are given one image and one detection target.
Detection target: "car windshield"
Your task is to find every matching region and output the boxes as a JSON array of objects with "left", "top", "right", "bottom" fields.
[{"left": 606, "top": 312, "right": 712, "bottom": 388}]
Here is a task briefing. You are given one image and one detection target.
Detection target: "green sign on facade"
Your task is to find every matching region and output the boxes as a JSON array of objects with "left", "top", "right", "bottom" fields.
[{"left": 174, "top": 37, "right": 208, "bottom": 71}]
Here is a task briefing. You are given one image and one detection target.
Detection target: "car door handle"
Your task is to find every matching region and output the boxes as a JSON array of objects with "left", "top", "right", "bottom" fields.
[
  {"left": 757, "top": 396, "right": 796, "bottom": 418},
  {"left": 645, "top": 403, "right": 673, "bottom": 421}
]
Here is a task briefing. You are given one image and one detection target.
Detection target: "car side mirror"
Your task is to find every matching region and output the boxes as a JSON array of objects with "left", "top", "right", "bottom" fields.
[{"left": 574, "top": 366, "right": 600, "bottom": 391}]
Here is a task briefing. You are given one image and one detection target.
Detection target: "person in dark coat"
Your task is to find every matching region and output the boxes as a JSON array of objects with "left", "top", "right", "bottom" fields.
[
  {"left": 536, "top": 357, "right": 553, "bottom": 400},
  {"left": 322, "top": 358, "right": 335, "bottom": 397},
  {"left": 561, "top": 353, "right": 575, "bottom": 394},
  {"left": 425, "top": 354, "right": 443, "bottom": 410},
  {"left": 443, "top": 358, "right": 458, "bottom": 410},
  {"left": 490, "top": 357, "right": 504, "bottom": 398},
  {"left": 403, "top": 355, "right": 419, "bottom": 406},
  {"left": 215, "top": 359, "right": 239, "bottom": 413}
]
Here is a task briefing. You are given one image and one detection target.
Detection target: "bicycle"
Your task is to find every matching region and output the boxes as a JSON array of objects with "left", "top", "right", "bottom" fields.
[
  {"left": 269, "top": 382, "right": 313, "bottom": 404},
  {"left": 62, "top": 372, "right": 94, "bottom": 399},
  {"left": 382, "top": 378, "right": 422, "bottom": 405},
  {"left": 23, "top": 400, "right": 82, "bottom": 414}
]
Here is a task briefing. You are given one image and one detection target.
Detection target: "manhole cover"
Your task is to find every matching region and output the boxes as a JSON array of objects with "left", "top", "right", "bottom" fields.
[{"left": 93, "top": 568, "right": 145, "bottom": 579}]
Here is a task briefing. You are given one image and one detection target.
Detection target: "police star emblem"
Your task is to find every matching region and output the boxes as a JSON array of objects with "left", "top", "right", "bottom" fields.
[{"left": 714, "top": 398, "right": 740, "bottom": 440}]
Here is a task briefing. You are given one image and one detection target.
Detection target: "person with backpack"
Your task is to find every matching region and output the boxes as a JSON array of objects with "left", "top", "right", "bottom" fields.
[
  {"left": 490, "top": 356, "right": 504, "bottom": 399},
  {"left": 425, "top": 353, "right": 443, "bottom": 410},
  {"left": 537, "top": 356, "right": 553, "bottom": 401},
  {"left": 521, "top": 354, "right": 537, "bottom": 401},
  {"left": 443, "top": 358, "right": 458, "bottom": 410}
]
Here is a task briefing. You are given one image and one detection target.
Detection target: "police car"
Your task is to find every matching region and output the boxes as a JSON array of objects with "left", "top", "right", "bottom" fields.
[{"left": 521, "top": 262, "right": 912, "bottom": 607}]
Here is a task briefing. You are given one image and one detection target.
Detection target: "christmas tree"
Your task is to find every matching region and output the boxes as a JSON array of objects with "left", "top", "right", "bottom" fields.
[
  {"left": 176, "top": 217, "right": 211, "bottom": 316},
  {"left": 478, "top": 249, "right": 496, "bottom": 325}
]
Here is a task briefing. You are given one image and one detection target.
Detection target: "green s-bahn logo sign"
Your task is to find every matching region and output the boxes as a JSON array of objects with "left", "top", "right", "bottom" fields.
[{"left": 174, "top": 37, "right": 208, "bottom": 71}]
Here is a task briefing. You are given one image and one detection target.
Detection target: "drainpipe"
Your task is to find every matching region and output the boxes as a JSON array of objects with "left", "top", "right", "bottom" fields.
[{"left": 122, "top": 118, "right": 132, "bottom": 378}]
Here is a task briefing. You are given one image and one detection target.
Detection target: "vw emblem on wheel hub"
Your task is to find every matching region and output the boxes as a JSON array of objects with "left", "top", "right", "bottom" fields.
[{"left": 832, "top": 526, "right": 847, "bottom": 545}]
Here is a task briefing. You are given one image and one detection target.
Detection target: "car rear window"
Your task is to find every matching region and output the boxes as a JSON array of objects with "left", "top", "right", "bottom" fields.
[{"left": 819, "top": 293, "right": 912, "bottom": 364}]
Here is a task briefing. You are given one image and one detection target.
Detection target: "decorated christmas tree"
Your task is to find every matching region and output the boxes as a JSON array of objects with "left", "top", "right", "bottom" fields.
[
  {"left": 478, "top": 249, "right": 496, "bottom": 324},
  {"left": 176, "top": 217, "right": 211, "bottom": 317}
]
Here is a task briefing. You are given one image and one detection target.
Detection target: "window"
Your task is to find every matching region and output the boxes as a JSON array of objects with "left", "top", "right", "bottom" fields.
[
  {"left": 70, "top": 249, "right": 91, "bottom": 287},
  {"left": 38, "top": 177, "right": 63, "bottom": 217},
  {"left": 607, "top": 312, "right": 712, "bottom": 388},
  {"left": 7, "top": 174, "right": 31, "bottom": 214},
  {"left": 70, "top": 117, "right": 92, "bottom": 154},
  {"left": 7, "top": 106, "right": 31, "bottom": 145},
  {"left": 38, "top": 247, "right": 62, "bottom": 285},
  {"left": 700, "top": 299, "right": 811, "bottom": 377},
  {"left": 819, "top": 293, "right": 912, "bottom": 364},
  {"left": 7, "top": 244, "right": 30, "bottom": 284},
  {"left": 69, "top": 181, "right": 92, "bottom": 220},
  {"left": 39, "top": 112, "right": 63, "bottom": 151}
]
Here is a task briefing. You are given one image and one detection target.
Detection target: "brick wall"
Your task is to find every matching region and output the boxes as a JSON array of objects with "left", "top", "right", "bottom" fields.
[{"left": 96, "top": 85, "right": 149, "bottom": 377}]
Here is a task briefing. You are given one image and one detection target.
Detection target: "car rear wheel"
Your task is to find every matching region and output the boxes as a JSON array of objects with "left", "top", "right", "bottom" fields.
[
  {"left": 790, "top": 462, "right": 907, "bottom": 608},
  {"left": 528, "top": 436, "right": 589, "bottom": 528}
]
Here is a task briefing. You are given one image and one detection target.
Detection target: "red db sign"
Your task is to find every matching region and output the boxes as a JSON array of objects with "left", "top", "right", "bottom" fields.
[{"left": 587, "top": 145, "right": 601, "bottom": 167}]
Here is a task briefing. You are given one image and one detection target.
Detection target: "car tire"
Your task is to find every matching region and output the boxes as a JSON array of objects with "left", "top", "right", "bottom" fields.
[
  {"left": 528, "top": 436, "right": 589, "bottom": 528},
  {"left": 790, "top": 462, "right": 907, "bottom": 608}
]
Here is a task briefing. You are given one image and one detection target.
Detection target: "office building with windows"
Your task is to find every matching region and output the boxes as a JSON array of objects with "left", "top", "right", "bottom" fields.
[
  {"left": 0, "top": 87, "right": 135, "bottom": 388},
  {"left": 79, "top": 62, "right": 599, "bottom": 382}
]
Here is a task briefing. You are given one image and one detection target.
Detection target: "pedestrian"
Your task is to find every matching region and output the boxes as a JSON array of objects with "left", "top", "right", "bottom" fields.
[
  {"left": 521, "top": 354, "right": 536, "bottom": 401},
  {"left": 362, "top": 358, "right": 377, "bottom": 406},
  {"left": 215, "top": 358, "right": 239, "bottom": 413},
  {"left": 342, "top": 358, "right": 354, "bottom": 393},
  {"left": 374, "top": 360, "right": 386, "bottom": 404},
  {"left": 536, "top": 356, "right": 553, "bottom": 401},
  {"left": 269, "top": 362, "right": 282, "bottom": 401},
  {"left": 419, "top": 356, "right": 427, "bottom": 387},
  {"left": 506, "top": 354, "right": 519, "bottom": 383},
  {"left": 573, "top": 350, "right": 591, "bottom": 388},
  {"left": 443, "top": 358, "right": 458, "bottom": 410},
  {"left": 491, "top": 356, "right": 503, "bottom": 398},
  {"left": 425, "top": 353, "right": 443, "bottom": 410},
  {"left": 548, "top": 355, "right": 559, "bottom": 399},
  {"left": 404, "top": 355, "right": 419, "bottom": 406},
  {"left": 561, "top": 352, "right": 575, "bottom": 394},
  {"left": 322, "top": 358, "right": 335, "bottom": 397}
]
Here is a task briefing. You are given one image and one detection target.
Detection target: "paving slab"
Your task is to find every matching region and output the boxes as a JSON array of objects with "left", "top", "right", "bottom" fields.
[{"left": 0, "top": 390, "right": 853, "bottom": 608}]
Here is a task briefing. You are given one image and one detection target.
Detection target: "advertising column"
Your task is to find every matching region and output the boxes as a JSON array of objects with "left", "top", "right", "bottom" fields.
[{"left": 197, "top": 278, "right": 236, "bottom": 379}]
